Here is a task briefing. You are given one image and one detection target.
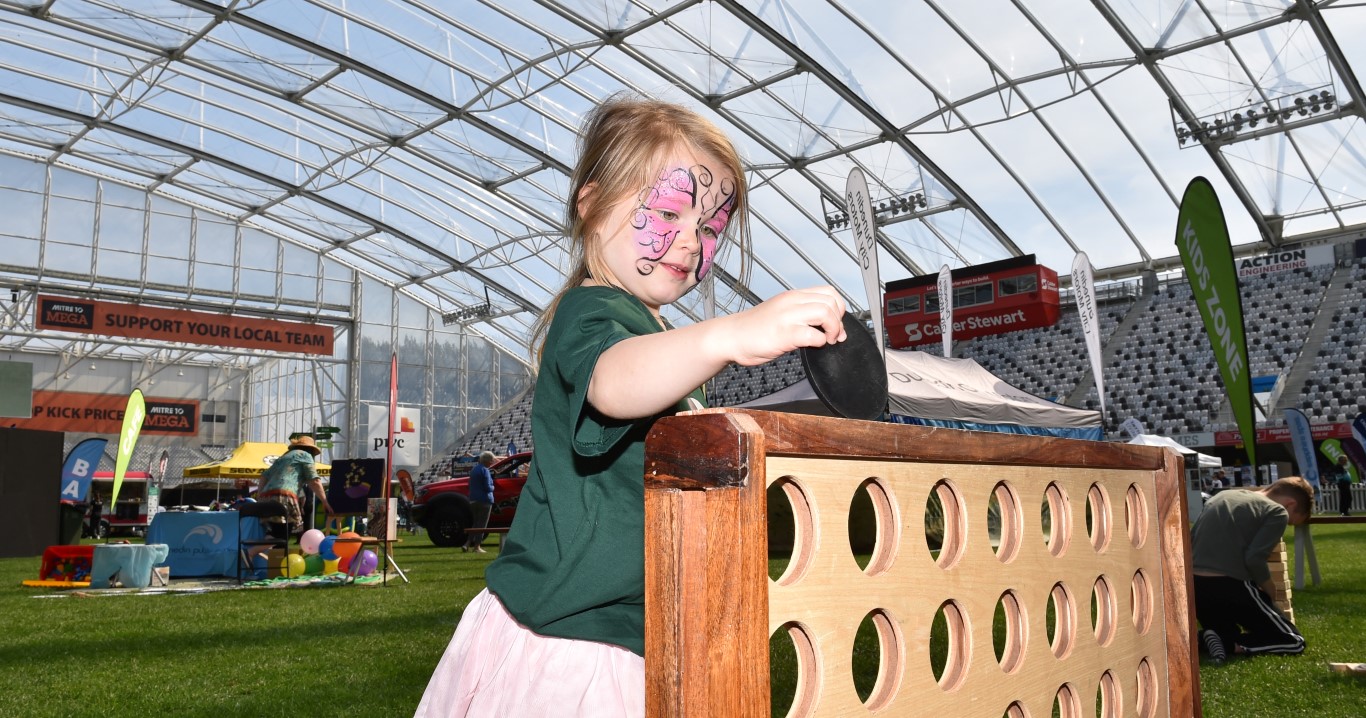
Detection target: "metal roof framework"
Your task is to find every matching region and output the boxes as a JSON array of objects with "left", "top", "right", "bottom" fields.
[{"left": 0, "top": 0, "right": 1361, "bottom": 368}]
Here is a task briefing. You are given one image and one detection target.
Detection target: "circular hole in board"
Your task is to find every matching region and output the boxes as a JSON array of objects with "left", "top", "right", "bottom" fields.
[
  {"left": 767, "top": 476, "right": 814, "bottom": 585},
  {"left": 1041, "top": 482, "right": 1071, "bottom": 558},
  {"left": 930, "top": 599, "right": 972, "bottom": 691},
  {"left": 926, "top": 479, "right": 966, "bottom": 569},
  {"left": 852, "top": 608, "right": 903, "bottom": 710},
  {"left": 848, "top": 477, "right": 898, "bottom": 576},
  {"left": 770, "top": 621, "right": 820, "bottom": 718}
]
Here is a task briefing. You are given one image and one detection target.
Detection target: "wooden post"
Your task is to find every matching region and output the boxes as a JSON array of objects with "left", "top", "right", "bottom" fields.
[{"left": 644, "top": 411, "right": 770, "bottom": 718}]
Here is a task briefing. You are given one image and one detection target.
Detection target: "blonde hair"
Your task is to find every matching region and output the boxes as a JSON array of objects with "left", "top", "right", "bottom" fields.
[
  {"left": 1263, "top": 476, "right": 1314, "bottom": 515},
  {"left": 531, "top": 93, "right": 749, "bottom": 361}
]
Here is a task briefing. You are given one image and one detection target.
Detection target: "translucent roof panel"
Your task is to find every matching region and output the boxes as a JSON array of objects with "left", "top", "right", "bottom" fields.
[{"left": 0, "top": 0, "right": 1361, "bottom": 365}]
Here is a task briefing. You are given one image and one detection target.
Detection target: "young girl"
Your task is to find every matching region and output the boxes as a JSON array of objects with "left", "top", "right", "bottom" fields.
[{"left": 415, "top": 94, "right": 847, "bottom": 718}]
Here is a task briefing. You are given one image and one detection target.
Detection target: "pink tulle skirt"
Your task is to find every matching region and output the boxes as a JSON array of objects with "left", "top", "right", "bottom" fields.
[{"left": 414, "top": 588, "right": 644, "bottom": 718}]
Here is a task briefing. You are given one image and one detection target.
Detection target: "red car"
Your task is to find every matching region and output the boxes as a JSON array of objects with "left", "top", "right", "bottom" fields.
[{"left": 412, "top": 452, "right": 531, "bottom": 547}]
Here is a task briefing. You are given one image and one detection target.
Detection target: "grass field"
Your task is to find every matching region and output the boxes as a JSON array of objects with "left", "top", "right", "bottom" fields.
[{"left": 3, "top": 525, "right": 1364, "bottom": 717}]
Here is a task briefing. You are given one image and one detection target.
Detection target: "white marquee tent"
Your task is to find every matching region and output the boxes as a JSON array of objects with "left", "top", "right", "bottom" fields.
[
  {"left": 737, "top": 349, "right": 1101, "bottom": 439},
  {"left": 1126, "top": 434, "right": 1222, "bottom": 469}
]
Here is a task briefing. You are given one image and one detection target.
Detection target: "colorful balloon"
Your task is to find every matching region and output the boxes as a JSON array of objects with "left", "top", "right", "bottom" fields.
[
  {"left": 322, "top": 557, "right": 339, "bottom": 574},
  {"left": 354, "top": 549, "right": 379, "bottom": 576},
  {"left": 338, "top": 554, "right": 352, "bottom": 574},
  {"left": 285, "top": 553, "right": 306, "bottom": 578},
  {"left": 335, "top": 531, "right": 362, "bottom": 560},
  {"left": 299, "top": 529, "right": 325, "bottom": 555},
  {"left": 318, "top": 535, "right": 338, "bottom": 561},
  {"left": 303, "top": 554, "right": 324, "bottom": 575}
]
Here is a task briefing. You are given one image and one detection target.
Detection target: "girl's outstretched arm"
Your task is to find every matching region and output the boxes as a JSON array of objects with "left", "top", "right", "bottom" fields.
[{"left": 588, "top": 286, "right": 848, "bottom": 419}]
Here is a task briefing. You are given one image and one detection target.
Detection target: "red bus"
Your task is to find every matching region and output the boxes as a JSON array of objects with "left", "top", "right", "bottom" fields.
[{"left": 884, "top": 255, "right": 1061, "bottom": 349}]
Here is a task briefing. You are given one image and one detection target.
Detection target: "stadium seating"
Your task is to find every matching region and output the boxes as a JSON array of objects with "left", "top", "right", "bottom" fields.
[
  {"left": 424, "top": 254, "right": 1362, "bottom": 471},
  {"left": 1300, "top": 261, "right": 1366, "bottom": 422}
]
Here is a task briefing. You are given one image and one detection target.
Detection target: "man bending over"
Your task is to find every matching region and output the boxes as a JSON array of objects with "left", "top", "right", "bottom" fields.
[{"left": 1191, "top": 477, "right": 1313, "bottom": 662}]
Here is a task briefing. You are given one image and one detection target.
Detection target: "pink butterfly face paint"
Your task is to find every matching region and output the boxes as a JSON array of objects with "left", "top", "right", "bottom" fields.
[{"left": 629, "top": 163, "right": 737, "bottom": 281}]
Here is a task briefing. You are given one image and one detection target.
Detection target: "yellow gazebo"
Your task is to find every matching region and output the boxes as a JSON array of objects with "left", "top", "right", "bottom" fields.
[{"left": 182, "top": 441, "right": 331, "bottom": 483}]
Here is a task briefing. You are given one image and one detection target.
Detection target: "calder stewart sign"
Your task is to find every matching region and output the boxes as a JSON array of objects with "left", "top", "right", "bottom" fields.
[{"left": 36, "top": 295, "right": 333, "bottom": 356}]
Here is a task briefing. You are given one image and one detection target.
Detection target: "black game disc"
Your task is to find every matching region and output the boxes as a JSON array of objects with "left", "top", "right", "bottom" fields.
[{"left": 798, "top": 312, "right": 888, "bottom": 421}]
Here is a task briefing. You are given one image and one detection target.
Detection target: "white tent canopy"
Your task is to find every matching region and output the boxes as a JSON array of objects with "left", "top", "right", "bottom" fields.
[
  {"left": 737, "top": 349, "right": 1100, "bottom": 432},
  {"left": 1127, "top": 434, "right": 1222, "bottom": 469},
  {"left": 884, "top": 351, "right": 1099, "bottom": 429}
]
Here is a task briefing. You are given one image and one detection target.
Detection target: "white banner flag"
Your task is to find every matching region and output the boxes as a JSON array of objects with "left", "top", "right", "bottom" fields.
[
  {"left": 1071, "top": 251, "right": 1105, "bottom": 418},
  {"left": 367, "top": 404, "right": 421, "bottom": 466},
  {"left": 937, "top": 264, "right": 953, "bottom": 357},
  {"left": 845, "top": 168, "right": 884, "bottom": 354}
]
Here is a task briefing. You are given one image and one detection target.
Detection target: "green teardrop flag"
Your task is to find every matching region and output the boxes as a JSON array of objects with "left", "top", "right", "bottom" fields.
[
  {"left": 110, "top": 389, "right": 146, "bottom": 505},
  {"left": 1175, "top": 178, "right": 1256, "bottom": 468}
]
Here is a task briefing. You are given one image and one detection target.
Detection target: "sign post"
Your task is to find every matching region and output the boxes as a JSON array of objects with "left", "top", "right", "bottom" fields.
[{"left": 313, "top": 426, "right": 340, "bottom": 451}]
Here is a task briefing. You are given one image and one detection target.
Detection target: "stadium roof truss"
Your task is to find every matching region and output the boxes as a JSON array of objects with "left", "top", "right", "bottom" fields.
[{"left": 0, "top": 0, "right": 1361, "bottom": 367}]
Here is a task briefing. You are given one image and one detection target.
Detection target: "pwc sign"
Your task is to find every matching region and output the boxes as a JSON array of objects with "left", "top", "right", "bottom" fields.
[{"left": 366, "top": 404, "right": 420, "bottom": 466}]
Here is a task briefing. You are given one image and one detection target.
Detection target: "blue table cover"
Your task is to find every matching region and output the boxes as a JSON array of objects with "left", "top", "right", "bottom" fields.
[{"left": 146, "top": 511, "right": 264, "bottom": 577}]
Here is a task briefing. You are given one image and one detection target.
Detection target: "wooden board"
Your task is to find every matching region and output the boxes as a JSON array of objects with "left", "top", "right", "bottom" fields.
[
  {"left": 765, "top": 456, "right": 1171, "bottom": 716},
  {"left": 644, "top": 409, "right": 1199, "bottom": 718}
]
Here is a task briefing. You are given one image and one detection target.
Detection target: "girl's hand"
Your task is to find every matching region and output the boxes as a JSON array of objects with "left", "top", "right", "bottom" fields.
[
  {"left": 722, "top": 287, "right": 847, "bottom": 366},
  {"left": 588, "top": 286, "right": 846, "bottom": 419}
]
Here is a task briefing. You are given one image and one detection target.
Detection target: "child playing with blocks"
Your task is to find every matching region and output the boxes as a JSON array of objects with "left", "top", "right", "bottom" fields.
[{"left": 1191, "top": 476, "right": 1313, "bottom": 662}]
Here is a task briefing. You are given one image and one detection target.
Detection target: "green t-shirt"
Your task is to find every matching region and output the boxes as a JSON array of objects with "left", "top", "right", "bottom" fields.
[
  {"left": 1190, "top": 489, "right": 1287, "bottom": 585},
  {"left": 485, "top": 286, "right": 704, "bottom": 656}
]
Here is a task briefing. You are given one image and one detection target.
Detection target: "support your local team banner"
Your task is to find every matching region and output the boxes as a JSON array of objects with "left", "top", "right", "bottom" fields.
[
  {"left": 36, "top": 294, "right": 333, "bottom": 356},
  {"left": 1176, "top": 177, "right": 1257, "bottom": 468}
]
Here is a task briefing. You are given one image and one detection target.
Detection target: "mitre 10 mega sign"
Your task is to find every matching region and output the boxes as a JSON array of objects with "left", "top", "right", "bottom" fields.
[
  {"left": 36, "top": 295, "right": 333, "bottom": 356},
  {"left": 10, "top": 390, "right": 198, "bottom": 435}
]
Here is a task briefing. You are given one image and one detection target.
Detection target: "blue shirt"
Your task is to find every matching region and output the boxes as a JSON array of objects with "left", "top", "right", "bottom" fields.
[
  {"left": 258, "top": 449, "right": 318, "bottom": 496},
  {"left": 468, "top": 462, "right": 495, "bottom": 504}
]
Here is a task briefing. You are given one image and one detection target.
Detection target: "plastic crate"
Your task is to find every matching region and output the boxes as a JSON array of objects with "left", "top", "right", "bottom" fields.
[{"left": 39, "top": 544, "right": 95, "bottom": 582}]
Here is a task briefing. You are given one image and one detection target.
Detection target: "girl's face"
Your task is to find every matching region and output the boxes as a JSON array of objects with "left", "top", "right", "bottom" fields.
[{"left": 590, "top": 145, "right": 738, "bottom": 315}]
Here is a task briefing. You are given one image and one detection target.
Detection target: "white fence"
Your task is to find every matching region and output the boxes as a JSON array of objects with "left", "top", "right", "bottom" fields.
[{"left": 1316, "top": 483, "right": 1366, "bottom": 515}]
